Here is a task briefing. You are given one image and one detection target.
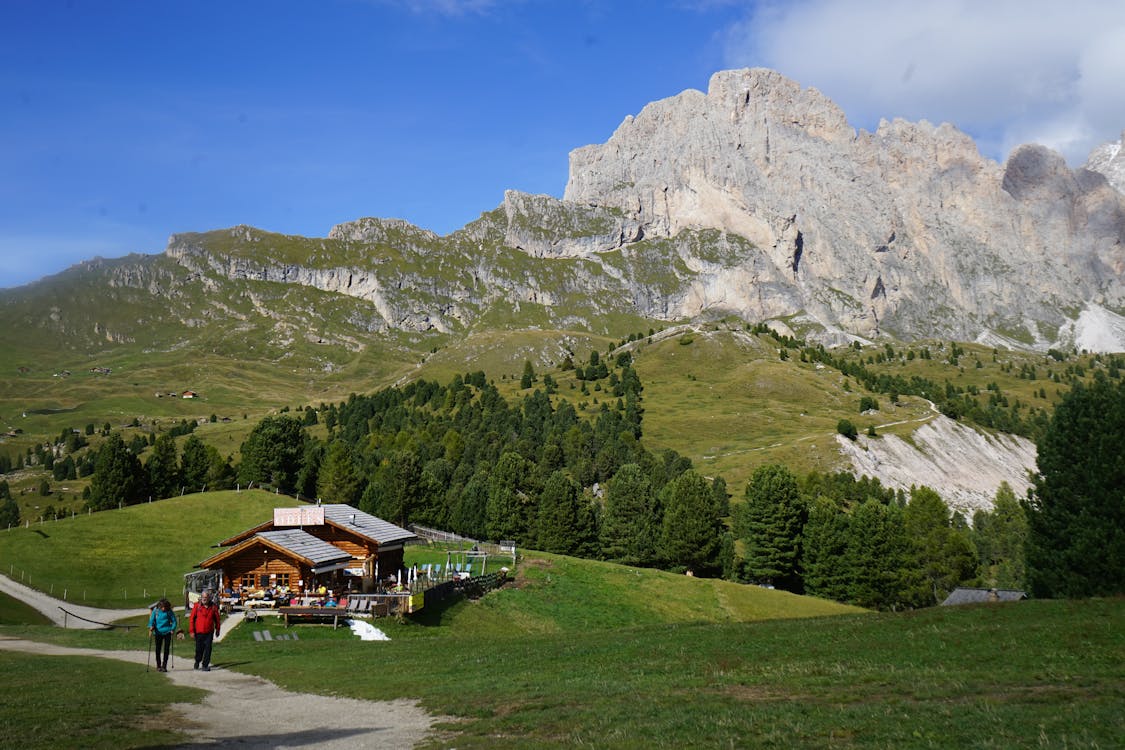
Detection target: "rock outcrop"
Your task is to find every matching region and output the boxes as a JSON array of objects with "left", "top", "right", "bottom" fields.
[
  {"left": 1086, "top": 130, "right": 1125, "bottom": 194},
  {"left": 565, "top": 68, "right": 1125, "bottom": 347},
  {"left": 836, "top": 415, "right": 1037, "bottom": 516},
  {"left": 43, "top": 67, "right": 1122, "bottom": 352}
]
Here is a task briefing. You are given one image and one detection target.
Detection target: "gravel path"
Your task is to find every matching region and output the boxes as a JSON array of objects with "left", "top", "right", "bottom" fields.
[
  {"left": 0, "top": 573, "right": 443, "bottom": 747},
  {"left": 0, "top": 636, "right": 441, "bottom": 748},
  {"left": 0, "top": 573, "right": 151, "bottom": 628}
]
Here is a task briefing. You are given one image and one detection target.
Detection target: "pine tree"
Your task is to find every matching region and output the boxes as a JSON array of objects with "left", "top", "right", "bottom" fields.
[
  {"left": 600, "top": 463, "right": 660, "bottom": 566},
  {"left": 1026, "top": 378, "right": 1125, "bottom": 597},
  {"left": 972, "top": 482, "right": 1029, "bottom": 590},
  {"left": 147, "top": 433, "right": 181, "bottom": 500},
  {"left": 380, "top": 451, "right": 422, "bottom": 528},
  {"left": 237, "top": 415, "right": 307, "bottom": 491},
  {"left": 451, "top": 469, "right": 489, "bottom": 539},
  {"left": 0, "top": 481, "right": 18, "bottom": 528},
  {"left": 537, "top": 471, "right": 583, "bottom": 554},
  {"left": 902, "top": 486, "right": 978, "bottom": 606},
  {"left": 845, "top": 499, "right": 910, "bottom": 610},
  {"left": 486, "top": 452, "right": 534, "bottom": 544},
  {"left": 88, "top": 433, "right": 147, "bottom": 510},
  {"left": 737, "top": 464, "right": 807, "bottom": 589},
  {"left": 801, "top": 495, "right": 851, "bottom": 601},
  {"left": 295, "top": 441, "right": 325, "bottom": 499},
  {"left": 179, "top": 435, "right": 207, "bottom": 492},
  {"left": 660, "top": 470, "right": 724, "bottom": 575},
  {"left": 520, "top": 360, "right": 536, "bottom": 389},
  {"left": 316, "top": 441, "right": 363, "bottom": 505}
]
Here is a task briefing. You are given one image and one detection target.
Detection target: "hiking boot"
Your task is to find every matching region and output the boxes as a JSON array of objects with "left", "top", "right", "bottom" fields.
[
  {"left": 194, "top": 663, "right": 199, "bottom": 670},
  {"left": 202, "top": 666, "right": 211, "bottom": 672}
]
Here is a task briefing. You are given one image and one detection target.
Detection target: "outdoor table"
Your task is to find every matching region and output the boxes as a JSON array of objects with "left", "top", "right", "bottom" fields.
[{"left": 278, "top": 606, "right": 345, "bottom": 629}]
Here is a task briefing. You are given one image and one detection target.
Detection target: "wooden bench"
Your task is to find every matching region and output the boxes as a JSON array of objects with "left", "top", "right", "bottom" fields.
[{"left": 277, "top": 606, "right": 347, "bottom": 629}]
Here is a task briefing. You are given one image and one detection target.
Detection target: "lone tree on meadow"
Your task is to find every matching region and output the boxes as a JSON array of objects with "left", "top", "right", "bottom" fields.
[{"left": 1026, "top": 377, "right": 1125, "bottom": 598}]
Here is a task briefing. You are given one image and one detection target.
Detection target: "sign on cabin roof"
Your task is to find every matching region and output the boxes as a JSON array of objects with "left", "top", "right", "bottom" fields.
[
  {"left": 274, "top": 506, "right": 325, "bottom": 527},
  {"left": 196, "top": 528, "right": 355, "bottom": 571},
  {"left": 218, "top": 504, "right": 419, "bottom": 548}
]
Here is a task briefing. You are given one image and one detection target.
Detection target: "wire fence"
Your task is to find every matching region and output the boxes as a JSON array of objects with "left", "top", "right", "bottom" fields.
[{"left": 3, "top": 561, "right": 173, "bottom": 605}]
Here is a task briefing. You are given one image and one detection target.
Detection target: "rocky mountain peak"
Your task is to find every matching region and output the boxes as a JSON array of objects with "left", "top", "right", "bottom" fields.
[
  {"left": 328, "top": 217, "right": 439, "bottom": 245},
  {"left": 1085, "top": 130, "right": 1125, "bottom": 194},
  {"left": 106, "top": 67, "right": 1125, "bottom": 352},
  {"left": 563, "top": 67, "right": 1125, "bottom": 348}
]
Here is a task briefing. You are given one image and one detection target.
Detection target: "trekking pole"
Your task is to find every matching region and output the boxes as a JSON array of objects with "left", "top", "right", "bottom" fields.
[{"left": 146, "top": 630, "right": 152, "bottom": 673}]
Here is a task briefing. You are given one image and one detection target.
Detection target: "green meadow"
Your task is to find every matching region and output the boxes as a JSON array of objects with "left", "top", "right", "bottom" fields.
[
  {"left": 0, "top": 490, "right": 302, "bottom": 607},
  {"left": 1, "top": 496, "right": 1123, "bottom": 748},
  {"left": 0, "top": 649, "right": 205, "bottom": 750},
  {"left": 3, "top": 595, "right": 1122, "bottom": 749}
]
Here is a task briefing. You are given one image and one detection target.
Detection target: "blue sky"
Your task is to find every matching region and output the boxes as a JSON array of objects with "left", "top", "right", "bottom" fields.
[{"left": 3, "top": 0, "right": 1124, "bottom": 289}]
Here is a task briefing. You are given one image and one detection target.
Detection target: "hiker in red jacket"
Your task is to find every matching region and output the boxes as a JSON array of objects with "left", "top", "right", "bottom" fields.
[{"left": 188, "top": 589, "right": 221, "bottom": 671}]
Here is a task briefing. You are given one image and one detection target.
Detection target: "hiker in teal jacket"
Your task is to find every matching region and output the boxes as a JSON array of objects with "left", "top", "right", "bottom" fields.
[{"left": 148, "top": 598, "right": 178, "bottom": 672}]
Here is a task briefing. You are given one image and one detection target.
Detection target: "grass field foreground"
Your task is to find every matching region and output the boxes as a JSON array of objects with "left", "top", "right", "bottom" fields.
[
  {"left": 227, "top": 598, "right": 1125, "bottom": 749},
  {"left": 0, "top": 650, "right": 204, "bottom": 750},
  {"left": 1, "top": 554, "right": 1121, "bottom": 748}
]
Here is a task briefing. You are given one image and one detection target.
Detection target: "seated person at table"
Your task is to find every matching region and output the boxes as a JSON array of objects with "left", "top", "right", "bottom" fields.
[{"left": 324, "top": 592, "right": 337, "bottom": 607}]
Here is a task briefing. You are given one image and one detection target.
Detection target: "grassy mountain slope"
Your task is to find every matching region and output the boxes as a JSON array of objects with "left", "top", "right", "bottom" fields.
[
  {"left": 1, "top": 302, "right": 1110, "bottom": 520},
  {"left": 0, "top": 489, "right": 858, "bottom": 626},
  {"left": 0, "top": 490, "right": 301, "bottom": 606},
  {"left": 2, "top": 218, "right": 1116, "bottom": 520}
]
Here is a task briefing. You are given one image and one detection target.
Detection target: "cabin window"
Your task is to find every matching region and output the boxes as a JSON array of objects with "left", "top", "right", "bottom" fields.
[
  {"left": 258, "top": 574, "right": 270, "bottom": 588},
  {"left": 276, "top": 573, "right": 290, "bottom": 588},
  {"left": 241, "top": 574, "right": 255, "bottom": 589}
]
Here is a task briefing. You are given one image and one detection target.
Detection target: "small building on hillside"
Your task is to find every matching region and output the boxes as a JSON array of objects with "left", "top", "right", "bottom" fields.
[
  {"left": 182, "top": 390, "right": 198, "bottom": 399},
  {"left": 195, "top": 504, "right": 417, "bottom": 596},
  {"left": 941, "top": 587, "right": 1027, "bottom": 606}
]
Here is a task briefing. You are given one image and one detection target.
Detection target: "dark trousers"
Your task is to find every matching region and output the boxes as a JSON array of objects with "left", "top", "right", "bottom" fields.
[
  {"left": 153, "top": 631, "right": 171, "bottom": 668},
  {"left": 194, "top": 632, "right": 214, "bottom": 667}
]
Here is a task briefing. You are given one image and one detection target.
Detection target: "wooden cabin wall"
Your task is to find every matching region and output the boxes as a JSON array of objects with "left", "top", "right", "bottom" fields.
[
  {"left": 223, "top": 547, "right": 304, "bottom": 591},
  {"left": 307, "top": 526, "right": 376, "bottom": 558}
]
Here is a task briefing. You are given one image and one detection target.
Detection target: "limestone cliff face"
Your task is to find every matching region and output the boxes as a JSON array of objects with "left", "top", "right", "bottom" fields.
[
  {"left": 148, "top": 68, "right": 1125, "bottom": 350},
  {"left": 565, "top": 68, "right": 1125, "bottom": 346}
]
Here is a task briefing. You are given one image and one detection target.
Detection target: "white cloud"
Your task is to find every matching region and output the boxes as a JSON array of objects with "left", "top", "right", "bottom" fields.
[{"left": 722, "top": 0, "right": 1125, "bottom": 164}]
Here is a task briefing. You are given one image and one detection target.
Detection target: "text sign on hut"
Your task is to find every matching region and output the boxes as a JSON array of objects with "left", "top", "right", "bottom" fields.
[{"left": 274, "top": 506, "right": 325, "bottom": 527}]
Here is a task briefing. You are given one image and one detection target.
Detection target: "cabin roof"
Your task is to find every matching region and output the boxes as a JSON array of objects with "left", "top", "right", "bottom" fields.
[
  {"left": 257, "top": 530, "right": 354, "bottom": 566},
  {"left": 940, "top": 587, "right": 1028, "bottom": 606},
  {"left": 320, "top": 504, "right": 417, "bottom": 546},
  {"left": 197, "top": 529, "right": 353, "bottom": 570},
  {"left": 216, "top": 504, "right": 417, "bottom": 548}
]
